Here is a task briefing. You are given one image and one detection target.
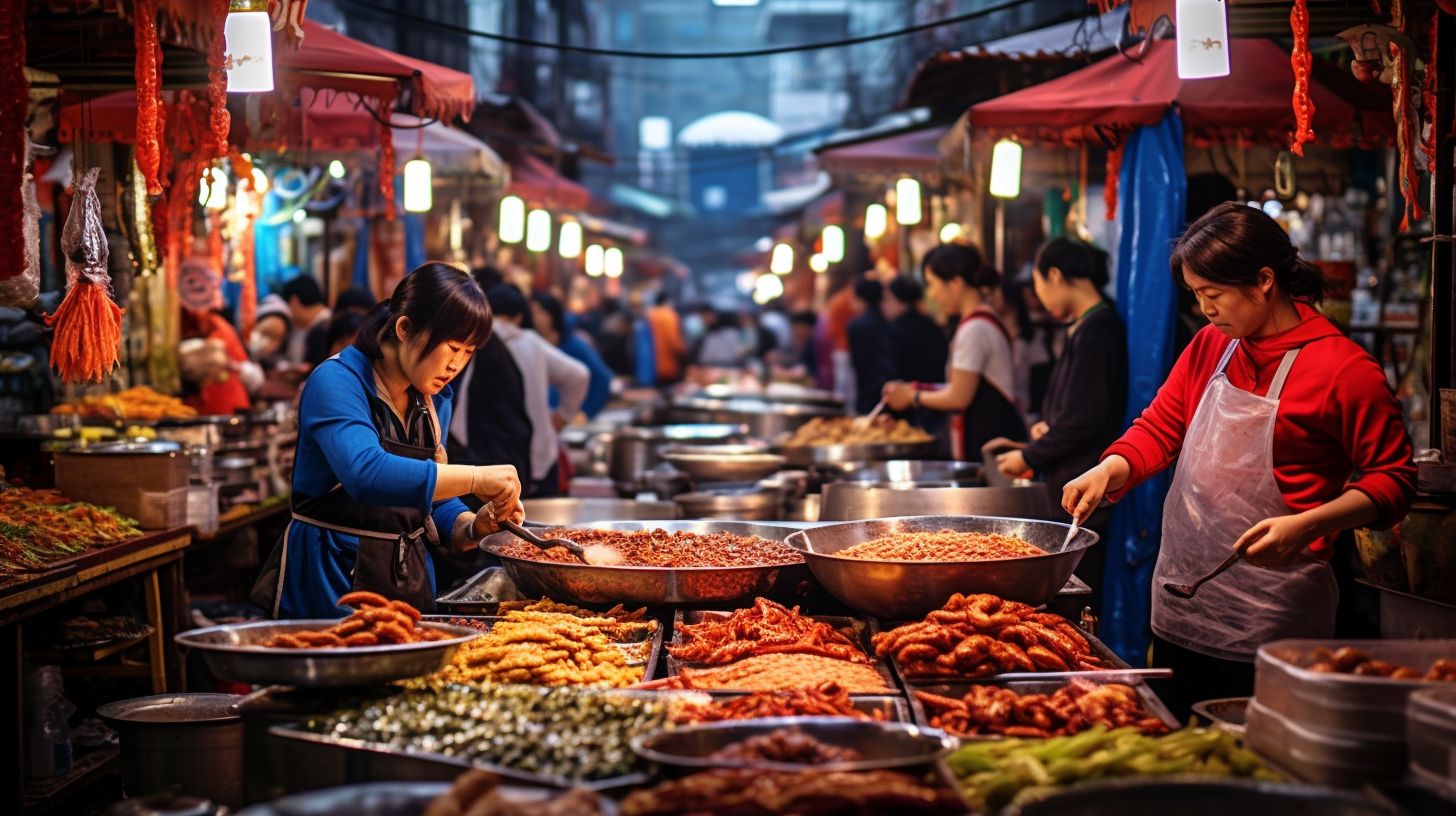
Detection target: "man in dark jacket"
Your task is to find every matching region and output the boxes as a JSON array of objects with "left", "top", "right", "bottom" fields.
[
  {"left": 846, "top": 277, "right": 899, "bottom": 415},
  {"left": 884, "top": 276, "right": 948, "bottom": 384}
]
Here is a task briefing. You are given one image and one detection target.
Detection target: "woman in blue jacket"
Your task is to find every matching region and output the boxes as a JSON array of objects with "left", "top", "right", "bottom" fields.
[{"left": 252, "top": 264, "right": 524, "bottom": 617}]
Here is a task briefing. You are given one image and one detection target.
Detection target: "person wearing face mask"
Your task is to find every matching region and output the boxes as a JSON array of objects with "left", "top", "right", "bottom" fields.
[
  {"left": 249, "top": 295, "right": 293, "bottom": 367},
  {"left": 1061, "top": 203, "right": 1416, "bottom": 717},
  {"left": 250, "top": 263, "right": 524, "bottom": 618}
]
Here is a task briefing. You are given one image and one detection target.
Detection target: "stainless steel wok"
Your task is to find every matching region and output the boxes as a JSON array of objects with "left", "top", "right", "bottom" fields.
[{"left": 818, "top": 483, "right": 1056, "bottom": 522}]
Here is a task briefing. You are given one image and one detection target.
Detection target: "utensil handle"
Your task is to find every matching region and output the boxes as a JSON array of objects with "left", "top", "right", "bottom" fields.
[
  {"left": 498, "top": 519, "right": 547, "bottom": 548},
  {"left": 1196, "top": 550, "right": 1243, "bottom": 588}
]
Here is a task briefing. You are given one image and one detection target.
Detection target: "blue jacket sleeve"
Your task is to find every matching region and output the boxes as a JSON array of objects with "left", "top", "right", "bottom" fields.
[
  {"left": 564, "top": 334, "right": 613, "bottom": 418},
  {"left": 298, "top": 362, "right": 439, "bottom": 508},
  {"left": 633, "top": 319, "right": 656, "bottom": 386},
  {"left": 430, "top": 392, "right": 471, "bottom": 534}
]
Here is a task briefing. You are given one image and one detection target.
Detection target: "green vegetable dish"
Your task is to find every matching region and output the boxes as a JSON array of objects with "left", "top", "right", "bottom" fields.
[{"left": 945, "top": 726, "right": 1279, "bottom": 813}]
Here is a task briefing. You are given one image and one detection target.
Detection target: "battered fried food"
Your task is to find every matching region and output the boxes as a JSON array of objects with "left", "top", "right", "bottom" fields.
[
  {"left": 495, "top": 528, "right": 802, "bottom": 567},
  {"left": 871, "top": 593, "right": 1105, "bottom": 680},
  {"left": 648, "top": 653, "right": 891, "bottom": 693},
  {"left": 782, "top": 416, "right": 935, "bottom": 447},
  {"left": 838, "top": 530, "right": 1043, "bottom": 561},
  {"left": 672, "top": 683, "right": 883, "bottom": 724},
  {"left": 259, "top": 598, "right": 446, "bottom": 649},
  {"left": 440, "top": 614, "right": 644, "bottom": 687},
  {"left": 669, "top": 598, "right": 870, "bottom": 665},
  {"left": 916, "top": 678, "right": 1170, "bottom": 738},
  {"left": 1305, "top": 647, "right": 1456, "bottom": 681}
]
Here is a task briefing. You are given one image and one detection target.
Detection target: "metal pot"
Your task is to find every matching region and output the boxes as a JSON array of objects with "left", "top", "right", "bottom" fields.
[
  {"left": 674, "top": 486, "right": 783, "bottom": 521},
  {"left": 521, "top": 497, "right": 677, "bottom": 525},
  {"left": 608, "top": 424, "right": 746, "bottom": 492},
  {"left": 666, "top": 398, "right": 843, "bottom": 440},
  {"left": 819, "top": 483, "right": 1056, "bottom": 522},
  {"left": 97, "top": 693, "right": 245, "bottom": 809}
]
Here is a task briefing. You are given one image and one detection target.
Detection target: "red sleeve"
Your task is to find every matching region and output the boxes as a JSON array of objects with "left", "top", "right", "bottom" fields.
[
  {"left": 1102, "top": 333, "right": 1209, "bottom": 501},
  {"left": 209, "top": 314, "right": 250, "bottom": 364},
  {"left": 1325, "top": 353, "right": 1416, "bottom": 528}
]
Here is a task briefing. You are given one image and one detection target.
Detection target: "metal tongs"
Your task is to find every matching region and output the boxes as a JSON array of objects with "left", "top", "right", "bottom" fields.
[{"left": 492, "top": 516, "right": 625, "bottom": 567}]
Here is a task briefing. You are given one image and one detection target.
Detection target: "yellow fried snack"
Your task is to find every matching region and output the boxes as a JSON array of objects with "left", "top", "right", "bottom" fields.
[{"left": 440, "top": 616, "right": 644, "bottom": 687}]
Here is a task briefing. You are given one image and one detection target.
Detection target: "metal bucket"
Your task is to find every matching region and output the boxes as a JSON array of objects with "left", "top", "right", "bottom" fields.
[{"left": 97, "top": 693, "right": 245, "bottom": 809}]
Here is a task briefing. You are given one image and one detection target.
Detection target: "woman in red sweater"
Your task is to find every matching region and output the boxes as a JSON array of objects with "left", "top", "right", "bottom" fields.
[{"left": 1063, "top": 202, "right": 1415, "bottom": 714}]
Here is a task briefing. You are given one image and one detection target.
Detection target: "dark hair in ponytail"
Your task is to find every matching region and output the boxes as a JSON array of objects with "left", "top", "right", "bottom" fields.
[
  {"left": 923, "top": 243, "right": 1000, "bottom": 290},
  {"left": 1035, "top": 237, "right": 1110, "bottom": 290},
  {"left": 1170, "top": 201, "right": 1326, "bottom": 303},
  {"left": 355, "top": 262, "right": 493, "bottom": 360}
]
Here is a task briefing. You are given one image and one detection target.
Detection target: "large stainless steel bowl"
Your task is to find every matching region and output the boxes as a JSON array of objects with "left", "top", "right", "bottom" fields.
[
  {"left": 674, "top": 486, "right": 783, "bottom": 521},
  {"left": 660, "top": 444, "right": 787, "bottom": 483},
  {"left": 174, "top": 620, "right": 479, "bottom": 688},
  {"left": 522, "top": 497, "right": 677, "bottom": 525},
  {"left": 779, "top": 440, "right": 938, "bottom": 468},
  {"left": 784, "top": 515, "right": 1097, "bottom": 618},
  {"left": 834, "top": 460, "right": 984, "bottom": 486},
  {"left": 480, "top": 520, "right": 803, "bottom": 606},
  {"left": 608, "top": 424, "right": 748, "bottom": 489},
  {"left": 631, "top": 717, "right": 955, "bottom": 772},
  {"left": 667, "top": 398, "right": 844, "bottom": 440},
  {"left": 819, "top": 483, "right": 1056, "bottom": 522}
]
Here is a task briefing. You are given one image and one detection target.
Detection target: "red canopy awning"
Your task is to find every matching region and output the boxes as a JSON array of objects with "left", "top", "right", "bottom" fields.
[
  {"left": 968, "top": 38, "right": 1367, "bottom": 148},
  {"left": 816, "top": 126, "right": 948, "bottom": 175},
  {"left": 506, "top": 151, "right": 592, "bottom": 211},
  {"left": 283, "top": 21, "right": 475, "bottom": 122}
]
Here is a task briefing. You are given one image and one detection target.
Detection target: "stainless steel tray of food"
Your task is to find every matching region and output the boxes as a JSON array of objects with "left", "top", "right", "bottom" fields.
[
  {"left": 1000, "top": 778, "right": 1396, "bottom": 816},
  {"left": 784, "top": 515, "right": 1098, "bottom": 618},
  {"left": 885, "top": 624, "right": 1131, "bottom": 686},
  {"left": 174, "top": 620, "right": 478, "bottom": 688},
  {"left": 906, "top": 678, "right": 1179, "bottom": 739},
  {"left": 630, "top": 716, "right": 955, "bottom": 772},
  {"left": 234, "top": 781, "right": 619, "bottom": 816},
  {"left": 660, "top": 443, "right": 787, "bottom": 483},
  {"left": 480, "top": 521, "right": 805, "bottom": 606},
  {"left": 434, "top": 566, "right": 521, "bottom": 614},
  {"left": 673, "top": 691, "right": 913, "bottom": 723},
  {"left": 664, "top": 609, "right": 892, "bottom": 690},
  {"left": 778, "top": 439, "right": 939, "bottom": 468},
  {"left": 423, "top": 614, "right": 665, "bottom": 682}
]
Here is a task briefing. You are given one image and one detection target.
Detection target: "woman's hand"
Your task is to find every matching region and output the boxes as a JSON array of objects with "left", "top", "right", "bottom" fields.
[
  {"left": 883, "top": 381, "right": 915, "bottom": 411},
  {"left": 1235, "top": 513, "right": 1320, "bottom": 568},
  {"left": 995, "top": 449, "right": 1032, "bottom": 479},
  {"left": 469, "top": 465, "right": 523, "bottom": 529},
  {"left": 1029, "top": 421, "right": 1050, "bottom": 441},
  {"left": 471, "top": 498, "right": 525, "bottom": 540},
  {"left": 1061, "top": 456, "right": 1130, "bottom": 522}
]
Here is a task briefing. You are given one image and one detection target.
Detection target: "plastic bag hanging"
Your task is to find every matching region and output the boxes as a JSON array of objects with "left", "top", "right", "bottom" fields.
[{"left": 46, "top": 167, "right": 124, "bottom": 383}]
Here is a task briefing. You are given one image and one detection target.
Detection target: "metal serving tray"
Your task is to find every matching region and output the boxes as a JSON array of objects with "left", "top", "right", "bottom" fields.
[
  {"left": 434, "top": 567, "right": 520, "bottom": 615},
  {"left": 174, "top": 620, "right": 478, "bottom": 688},
  {"left": 668, "top": 691, "right": 912, "bottom": 724},
  {"left": 234, "top": 781, "right": 618, "bottom": 816},
  {"left": 422, "top": 614, "right": 664, "bottom": 683},
  {"left": 906, "top": 677, "right": 1179, "bottom": 740},
  {"left": 885, "top": 621, "right": 1130, "bottom": 686},
  {"left": 480, "top": 521, "right": 804, "bottom": 606},
  {"left": 631, "top": 716, "right": 955, "bottom": 772}
]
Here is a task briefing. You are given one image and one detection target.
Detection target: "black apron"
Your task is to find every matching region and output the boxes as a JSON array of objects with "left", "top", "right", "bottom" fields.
[
  {"left": 251, "top": 364, "right": 443, "bottom": 615},
  {"left": 952, "top": 310, "right": 1028, "bottom": 460}
]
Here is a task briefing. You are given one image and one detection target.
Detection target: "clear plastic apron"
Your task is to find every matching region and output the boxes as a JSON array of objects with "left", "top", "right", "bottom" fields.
[{"left": 1151, "top": 340, "right": 1338, "bottom": 661}]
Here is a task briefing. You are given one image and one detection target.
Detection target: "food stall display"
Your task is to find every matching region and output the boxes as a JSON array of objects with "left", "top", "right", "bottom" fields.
[
  {"left": 619, "top": 767, "right": 962, "bottom": 815},
  {"left": 495, "top": 527, "right": 802, "bottom": 568},
  {"left": 50, "top": 386, "right": 197, "bottom": 422},
  {"left": 437, "top": 611, "right": 656, "bottom": 687},
  {"left": 667, "top": 599, "right": 871, "bottom": 664},
  {"left": 671, "top": 683, "right": 889, "bottom": 724},
  {"left": 782, "top": 416, "right": 934, "bottom": 448},
  {"left": 0, "top": 485, "right": 142, "bottom": 574},
  {"left": 914, "top": 678, "right": 1173, "bottom": 738}
]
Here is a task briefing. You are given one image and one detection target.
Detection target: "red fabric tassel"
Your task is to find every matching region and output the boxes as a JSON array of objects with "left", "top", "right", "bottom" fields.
[
  {"left": 1290, "top": 0, "right": 1316, "bottom": 156},
  {"left": 206, "top": 0, "right": 231, "bottom": 155},
  {"left": 1104, "top": 144, "right": 1123, "bottom": 221},
  {"left": 0, "top": 0, "right": 27, "bottom": 284}
]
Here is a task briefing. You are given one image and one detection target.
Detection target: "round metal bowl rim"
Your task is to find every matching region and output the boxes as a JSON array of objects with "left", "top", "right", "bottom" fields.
[
  {"left": 484, "top": 545, "right": 802, "bottom": 572},
  {"left": 784, "top": 516, "right": 1098, "bottom": 566},
  {"left": 173, "top": 619, "right": 479, "bottom": 655},
  {"left": 629, "top": 716, "right": 955, "bottom": 771}
]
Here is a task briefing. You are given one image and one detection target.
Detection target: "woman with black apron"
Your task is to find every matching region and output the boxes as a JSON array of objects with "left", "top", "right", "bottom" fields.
[
  {"left": 883, "top": 243, "right": 1026, "bottom": 459},
  {"left": 252, "top": 264, "right": 524, "bottom": 618}
]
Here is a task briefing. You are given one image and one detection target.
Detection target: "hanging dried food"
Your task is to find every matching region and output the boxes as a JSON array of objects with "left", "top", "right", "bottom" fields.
[
  {"left": 47, "top": 167, "right": 125, "bottom": 383},
  {"left": 1290, "top": 0, "right": 1316, "bottom": 155},
  {"left": 133, "top": 0, "right": 164, "bottom": 196},
  {"left": 0, "top": 0, "right": 27, "bottom": 286},
  {"left": 1389, "top": 39, "right": 1425, "bottom": 230},
  {"left": 379, "top": 108, "right": 397, "bottom": 219},
  {"left": 1422, "top": 13, "right": 1439, "bottom": 178},
  {"left": 1103, "top": 143, "right": 1122, "bottom": 220},
  {"left": 206, "top": 0, "right": 231, "bottom": 154}
]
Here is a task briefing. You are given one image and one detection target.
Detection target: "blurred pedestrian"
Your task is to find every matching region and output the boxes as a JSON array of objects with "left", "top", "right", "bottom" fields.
[
  {"left": 847, "top": 278, "right": 898, "bottom": 415},
  {"left": 532, "top": 291, "right": 613, "bottom": 419}
]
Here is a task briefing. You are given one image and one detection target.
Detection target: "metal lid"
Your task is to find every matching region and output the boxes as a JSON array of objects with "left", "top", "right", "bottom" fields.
[{"left": 97, "top": 693, "right": 243, "bottom": 724}]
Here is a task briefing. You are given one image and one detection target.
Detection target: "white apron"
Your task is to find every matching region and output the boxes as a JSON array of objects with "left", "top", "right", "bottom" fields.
[{"left": 1151, "top": 340, "right": 1338, "bottom": 661}]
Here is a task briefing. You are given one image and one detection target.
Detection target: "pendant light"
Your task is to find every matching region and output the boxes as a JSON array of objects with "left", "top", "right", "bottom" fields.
[
  {"left": 199, "top": 167, "right": 228, "bottom": 210},
  {"left": 989, "top": 139, "right": 1023, "bottom": 199},
  {"left": 403, "top": 157, "right": 432, "bottom": 212},
  {"left": 585, "top": 244, "right": 605, "bottom": 277},
  {"left": 498, "top": 195, "right": 525, "bottom": 243},
  {"left": 604, "top": 247, "right": 625, "bottom": 279},
  {"left": 327, "top": 160, "right": 346, "bottom": 179},
  {"left": 821, "top": 224, "right": 845, "bottom": 263},
  {"left": 558, "top": 220, "right": 583, "bottom": 259},
  {"left": 224, "top": 0, "right": 274, "bottom": 93},
  {"left": 809, "top": 253, "right": 829, "bottom": 274},
  {"left": 770, "top": 243, "right": 794, "bottom": 275},
  {"left": 1176, "top": 0, "right": 1232, "bottom": 79},
  {"left": 939, "top": 223, "right": 963, "bottom": 243},
  {"left": 864, "top": 203, "right": 888, "bottom": 239},
  {"left": 895, "top": 178, "right": 922, "bottom": 225},
  {"left": 525, "top": 209, "right": 552, "bottom": 252}
]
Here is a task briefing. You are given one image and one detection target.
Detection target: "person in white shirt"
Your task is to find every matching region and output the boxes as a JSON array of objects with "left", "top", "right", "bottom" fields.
[{"left": 450, "top": 284, "right": 588, "bottom": 498}]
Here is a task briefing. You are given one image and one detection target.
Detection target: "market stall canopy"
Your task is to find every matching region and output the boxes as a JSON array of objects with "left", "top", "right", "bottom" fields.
[
  {"left": 506, "top": 150, "right": 593, "bottom": 211},
  {"left": 816, "top": 126, "right": 948, "bottom": 175},
  {"left": 283, "top": 21, "right": 475, "bottom": 122},
  {"left": 967, "top": 38, "right": 1365, "bottom": 148}
]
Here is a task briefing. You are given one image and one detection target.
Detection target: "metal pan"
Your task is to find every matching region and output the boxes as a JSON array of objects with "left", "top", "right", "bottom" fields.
[
  {"left": 480, "top": 521, "right": 805, "bottom": 606},
  {"left": 423, "top": 614, "right": 665, "bottom": 683},
  {"left": 434, "top": 566, "right": 519, "bottom": 615},
  {"left": 665, "top": 609, "right": 894, "bottom": 691},
  {"left": 784, "top": 515, "right": 1097, "bottom": 618},
  {"left": 887, "top": 627, "right": 1131, "bottom": 686},
  {"left": 779, "top": 439, "right": 939, "bottom": 468},
  {"left": 907, "top": 678, "right": 1179, "bottom": 739},
  {"left": 631, "top": 716, "right": 955, "bottom": 772},
  {"left": 669, "top": 692, "right": 913, "bottom": 724},
  {"left": 660, "top": 444, "right": 787, "bottom": 483},
  {"left": 174, "top": 620, "right": 478, "bottom": 688}
]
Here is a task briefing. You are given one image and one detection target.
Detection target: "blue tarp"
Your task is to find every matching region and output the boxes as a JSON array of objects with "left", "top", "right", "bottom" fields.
[{"left": 1103, "top": 110, "right": 1186, "bottom": 666}]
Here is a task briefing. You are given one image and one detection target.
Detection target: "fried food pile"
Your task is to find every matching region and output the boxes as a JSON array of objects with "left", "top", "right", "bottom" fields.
[
  {"left": 669, "top": 598, "right": 870, "bottom": 665},
  {"left": 649, "top": 653, "right": 891, "bottom": 693},
  {"left": 620, "top": 768, "right": 961, "bottom": 816},
  {"left": 442, "top": 611, "right": 644, "bottom": 687},
  {"left": 496, "top": 528, "right": 803, "bottom": 568},
  {"left": 1306, "top": 646, "right": 1456, "bottom": 681},
  {"left": 839, "top": 530, "right": 1043, "bottom": 561},
  {"left": 783, "top": 416, "right": 934, "bottom": 448},
  {"left": 423, "top": 770, "right": 602, "bottom": 816},
  {"left": 709, "top": 727, "right": 864, "bottom": 766},
  {"left": 672, "top": 683, "right": 883, "bottom": 725},
  {"left": 0, "top": 486, "right": 141, "bottom": 574},
  {"left": 52, "top": 385, "right": 197, "bottom": 421},
  {"left": 261, "top": 593, "right": 450, "bottom": 648},
  {"left": 916, "top": 678, "right": 1170, "bottom": 739},
  {"left": 872, "top": 593, "right": 1105, "bottom": 680},
  {"left": 497, "top": 597, "right": 648, "bottom": 622}
]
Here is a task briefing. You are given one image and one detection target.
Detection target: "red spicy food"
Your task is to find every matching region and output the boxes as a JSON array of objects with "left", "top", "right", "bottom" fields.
[
  {"left": 916, "top": 678, "right": 1170, "bottom": 739},
  {"left": 672, "top": 683, "right": 883, "bottom": 724},
  {"left": 645, "top": 653, "right": 891, "bottom": 694},
  {"left": 871, "top": 593, "right": 1105, "bottom": 680},
  {"left": 495, "top": 528, "right": 802, "bottom": 568},
  {"left": 838, "top": 530, "right": 1042, "bottom": 561},
  {"left": 620, "top": 768, "right": 961, "bottom": 816},
  {"left": 0, "top": 486, "right": 142, "bottom": 574},
  {"left": 261, "top": 595, "right": 450, "bottom": 648},
  {"left": 1306, "top": 646, "right": 1456, "bottom": 681},
  {"left": 708, "top": 726, "right": 863, "bottom": 766},
  {"left": 669, "top": 598, "right": 869, "bottom": 665}
]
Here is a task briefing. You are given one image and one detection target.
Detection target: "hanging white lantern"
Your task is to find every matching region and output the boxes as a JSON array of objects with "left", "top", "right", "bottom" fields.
[
  {"left": 864, "top": 203, "right": 888, "bottom": 239},
  {"left": 770, "top": 243, "right": 794, "bottom": 275},
  {"left": 585, "top": 244, "right": 606, "bottom": 277},
  {"left": 989, "top": 139, "right": 1023, "bottom": 199},
  {"left": 525, "top": 209, "right": 552, "bottom": 252},
  {"left": 895, "top": 178, "right": 922, "bottom": 225},
  {"left": 250, "top": 166, "right": 269, "bottom": 193},
  {"left": 753, "top": 273, "right": 784, "bottom": 305},
  {"left": 939, "top": 223, "right": 963, "bottom": 243},
  {"left": 403, "top": 157, "right": 432, "bottom": 213},
  {"left": 558, "top": 220, "right": 583, "bottom": 259},
  {"left": 224, "top": 0, "right": 274, "bottom": 93},
  {"left": 809, "top": 253, "right": 829, "bottom": 274},
  {"left": 820, "top": 224, "right": 845, "bottom": 263},
  {"left": 498, "top": 196, "right": 525, "bottom": 243},
  {"left": 604, "top": 247, "right": 625, "bottom": 279},
  {"left": 327, "top": 160, "right": 346, "bottom": 179},
  {"left": 1175, "top": 0, "right": 1232, "bottom": 79},
  {"left": 200, "top": 167, "right": 228, "bottom": 210}
]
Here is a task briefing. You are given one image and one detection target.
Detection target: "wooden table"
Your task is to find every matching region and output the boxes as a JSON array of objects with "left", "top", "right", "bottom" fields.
[{"left": 0, "top": 527, "right": 192, "bottom": 814}]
